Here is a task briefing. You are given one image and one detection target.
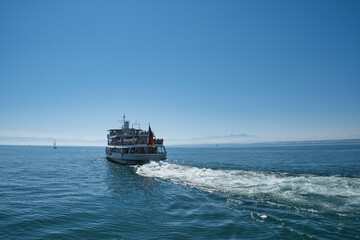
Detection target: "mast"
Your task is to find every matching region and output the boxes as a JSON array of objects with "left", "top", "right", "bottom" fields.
[{"left": 123, "top": 114, "right": 129, "bottom": 129}]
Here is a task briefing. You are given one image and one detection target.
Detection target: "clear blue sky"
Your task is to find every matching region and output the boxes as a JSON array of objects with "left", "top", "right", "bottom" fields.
[{"left": 1, "top": 0, "right": 360, "bottom": 145}]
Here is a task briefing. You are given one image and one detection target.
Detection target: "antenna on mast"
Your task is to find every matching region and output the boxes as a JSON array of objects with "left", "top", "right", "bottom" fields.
[
  {"left": 118, "top": 114, "right": 127, "bottom": 128},
  {"left": 122, "top": 114, "right": 130, "bottom": 129}
]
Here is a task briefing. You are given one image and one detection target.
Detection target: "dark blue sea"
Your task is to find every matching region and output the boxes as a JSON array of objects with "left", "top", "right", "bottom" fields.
[{"left": 1, "top": 144, "right": 359, "bottom": 239}]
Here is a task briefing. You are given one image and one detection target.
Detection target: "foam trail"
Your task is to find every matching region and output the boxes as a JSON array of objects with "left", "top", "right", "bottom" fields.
[{"left": 135, "top": 162, "right": 360, "bottom": 214}]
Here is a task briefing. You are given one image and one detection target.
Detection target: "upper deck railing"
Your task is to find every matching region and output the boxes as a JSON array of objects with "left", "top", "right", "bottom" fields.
[
  {"left": 108, "top": 129, "right": 148, "bottom": 137},
  {"left": 108, "top": 138, "right": 164, "bottom": 146}
]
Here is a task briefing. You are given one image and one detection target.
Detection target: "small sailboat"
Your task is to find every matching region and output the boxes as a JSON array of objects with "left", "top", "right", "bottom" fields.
[{"left": 53, "top": 140, "right": 57, "bottom": 149}]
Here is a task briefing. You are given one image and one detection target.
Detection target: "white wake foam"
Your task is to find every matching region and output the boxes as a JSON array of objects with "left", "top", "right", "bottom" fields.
[{"left": 135, "top": 161, "right": 360, "bottom": 214}]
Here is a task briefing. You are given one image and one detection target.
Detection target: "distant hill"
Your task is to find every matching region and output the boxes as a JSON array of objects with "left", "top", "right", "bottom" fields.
[{"left": 168, "top": 139, "right": 360, "bottom": 148}]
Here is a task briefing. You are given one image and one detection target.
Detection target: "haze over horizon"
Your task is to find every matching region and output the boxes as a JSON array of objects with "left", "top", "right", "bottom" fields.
[{"left": 1, "top": 0, "right": 360, "bottom": 146}]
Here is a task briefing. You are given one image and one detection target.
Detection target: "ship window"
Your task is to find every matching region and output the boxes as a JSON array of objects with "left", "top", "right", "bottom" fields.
[
  {"left": 122, "top": 148, "right": 129, "bottom": 154},
  {"left": 139, "top": 147, "right": 146, "bottom": 154},
  {"left": 148, "top": 147, "right": 157, "bottom": 154},
  {"left": 157, "top": 147, "right": 164, "bottom": 153},
  {"left": 129, "top": 147, "right": 147, "bottom": 154}
]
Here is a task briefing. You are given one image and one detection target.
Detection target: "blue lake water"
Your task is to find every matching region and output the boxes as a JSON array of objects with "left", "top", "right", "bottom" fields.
[{"left": 0, "top": 144, "right": 359, "bottom": 239}]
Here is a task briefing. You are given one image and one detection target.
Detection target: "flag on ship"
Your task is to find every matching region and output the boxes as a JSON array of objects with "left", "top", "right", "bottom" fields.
[{"left": 148, "top": 126, "right": 155, "bottom": 148}]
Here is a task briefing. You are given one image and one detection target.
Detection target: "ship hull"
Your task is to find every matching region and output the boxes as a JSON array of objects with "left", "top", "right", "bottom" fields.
[{"left": 106, "top": 153, "right": 166, "bottom": 165}]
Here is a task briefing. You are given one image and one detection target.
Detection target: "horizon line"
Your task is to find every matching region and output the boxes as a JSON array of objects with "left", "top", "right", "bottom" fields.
[{"left": 1, "top": 138, "right": 360, "bottom": 148}]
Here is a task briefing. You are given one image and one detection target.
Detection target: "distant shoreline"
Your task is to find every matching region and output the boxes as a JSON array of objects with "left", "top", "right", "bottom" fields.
[
  {"left": 166, "top": 138, "right": 360, "bottom": 147},
  {"left": 1, "top": 138, "right": 360, "bottom": 148}
]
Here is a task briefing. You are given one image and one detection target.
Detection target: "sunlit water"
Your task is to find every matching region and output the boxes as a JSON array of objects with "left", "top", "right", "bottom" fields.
[{"left": 0, "top": 145, "right": 359, "bottom": 239}]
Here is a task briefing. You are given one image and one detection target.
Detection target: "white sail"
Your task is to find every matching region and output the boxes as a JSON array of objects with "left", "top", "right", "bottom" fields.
[{"left": 53, "top": 140, "right": 57, "bottom": 149}]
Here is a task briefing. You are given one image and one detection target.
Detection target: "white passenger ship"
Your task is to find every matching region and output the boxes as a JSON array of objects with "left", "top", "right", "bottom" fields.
[{"left": 106, "top": 115, "right": 167, "bottom": 164}]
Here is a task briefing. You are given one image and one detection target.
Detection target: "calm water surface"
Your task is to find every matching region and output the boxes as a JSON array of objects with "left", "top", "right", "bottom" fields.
[{"left": 0, "top": 144, "right": 359, "bottom": 239}]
